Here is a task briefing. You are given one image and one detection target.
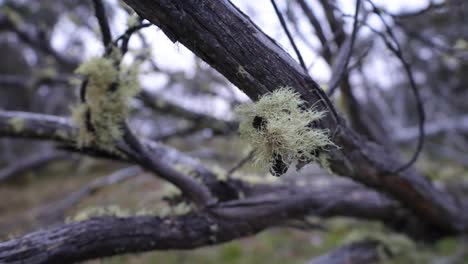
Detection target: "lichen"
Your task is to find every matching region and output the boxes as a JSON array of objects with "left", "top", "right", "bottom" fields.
[
  {"left": 126, "top": 13, "right": 140, "bottom": 28},
  {"left": 235, "top": 87, "right": 334, "bottom": 176},
  {"left": 8, "top": 117, "right": 24, "bottom": 132},
  {"left": 71, "top": 52, "right": 140, "bottom": 152},
  {"left": 69, "top": 205, "right": 130, "bottom": 222}
]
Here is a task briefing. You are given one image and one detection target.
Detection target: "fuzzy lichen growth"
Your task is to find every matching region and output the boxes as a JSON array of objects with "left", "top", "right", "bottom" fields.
[
  {"left": 235, "top": 87, "right": 334, "bottom": 176},
  {"left": 71, "top": 52, "right": 140, "bottom": 152},
  {"left": 8, "top": 117, "right": 24, "bottom": 132},
  {"left": 69, "top": 205, "right": 130, "bottom": 222}
]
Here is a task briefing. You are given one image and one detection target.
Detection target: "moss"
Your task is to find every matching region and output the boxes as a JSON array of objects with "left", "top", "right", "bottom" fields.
[
  {"left": 235, "top": 87, "right": 334, "bottom": 176},
  {"left": 71, "top": 52, "right": 140, "bottom": 152},
  {"left": 8, "top": 117, "right": 24, "bottom": 132}
]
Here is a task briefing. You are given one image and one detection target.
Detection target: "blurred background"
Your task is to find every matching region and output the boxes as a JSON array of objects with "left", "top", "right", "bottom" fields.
[{"left": 0, "top": 0, "right": 467, "bottom": 263}]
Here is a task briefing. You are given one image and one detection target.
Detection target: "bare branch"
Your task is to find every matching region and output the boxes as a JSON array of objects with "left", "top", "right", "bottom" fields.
[
  {"left": 296, "top": 0, "right": 333, "bottom": 62},
  {"left": 0, "top": 151, "right": 70, "bottom": 183},
  {"left": 393, "top": 115, "right": 468, "bottom": 143},
  {"left": 139, "top": 90, "right": 237, "bottom": 135},
  {"left": 37, "top": 166, "right": 142, "bottom": 225},
  {"left": 327, "top": 0, "right": 361, "bottom": 96},
  {"left": 366, "top": 0, "right": 426, "bottom": 174},
  {"left": 0, "top": 110, "right": 215, "bottom": 207},
  {"left": 270, "top": 0, "right": 307, "bottom": 71},
  {"left": 0, "top": 15, "right": 78, "bottom": 70},
  {"left": 121, "top": 125, "right": 216, "bottom": 207},
  {"left": 91, "top": 0, "right": 113, "bottom": 47}
]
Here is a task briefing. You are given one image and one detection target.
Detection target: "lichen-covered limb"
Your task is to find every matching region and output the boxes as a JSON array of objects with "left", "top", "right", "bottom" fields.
[
  {"left": 0, "top": 110, "right": 213, "bottom": 207},
  {"left": 307, "top": 240, "right": 384, "bottom": 264},
  {"left": 0, "top": 110, "right": 75, "bottom": 142},
  {"left": 121, "top": 0, "right": 468, "bottom": 234},
  {"left": 0, "top": 177, "right": 406, "bottom": 264}
]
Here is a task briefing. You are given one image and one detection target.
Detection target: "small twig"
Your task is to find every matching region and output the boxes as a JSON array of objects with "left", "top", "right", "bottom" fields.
[
  {"left": 0, "top": 151, "right": 71, "bottom": 182},
  {"left": 113, "top": 22, "right": 152, "bottom": 55},
  {"left": 121, "top": 124, "right": 216, "bottom": 207},
  {"left": 270, "top": 0, "right": 307, "bottom": 71},
  {"left": 91, "top": 0, "right": 113, "bottom": 47},
  {"left": 226, "top": 150, "right": 254, "bottom": 178},
  {"left": 37, "top": 166, "right": 142, "bottom": 225},
  {"left": 366, "top": 0, "right": 425, "bottom": 173},
  {"left": 270, "top": 0, "right": 340, "bottom": 125},
  {"left": 327, "top": 0, "right": 361, "bottom": 97}
]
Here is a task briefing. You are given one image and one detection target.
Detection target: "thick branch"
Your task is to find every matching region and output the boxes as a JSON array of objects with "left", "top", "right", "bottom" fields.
[{"left": 121, "top": 0, "right": 468, "bottom": 234}]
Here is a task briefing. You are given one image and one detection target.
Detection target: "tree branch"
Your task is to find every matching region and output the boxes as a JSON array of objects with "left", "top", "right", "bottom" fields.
[
  {"left": 120, "top": 0, "right": 468, "bottom": 234},
  {"left": 0, "top": 151, "right": 70, "bottom": 182}
]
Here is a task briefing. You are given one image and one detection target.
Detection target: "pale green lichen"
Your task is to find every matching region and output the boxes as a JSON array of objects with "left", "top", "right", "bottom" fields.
[
  {"left": 126, "top": 13, "right": 140, "bottom": 28},
  {"left": 71, "top": 51, "right": 140, "bottom": 152},
  {"left": 55, "top": 130, "right": 70, "bottom": 140},
  {"left": 69, "top": 205, "right": 130, "bottom": 222},
  {"left": 235, "top": 87, "right": 334, "bottom": 174},
  {"left": 8, "top": 117, "right": 24, "bottom": 132}
]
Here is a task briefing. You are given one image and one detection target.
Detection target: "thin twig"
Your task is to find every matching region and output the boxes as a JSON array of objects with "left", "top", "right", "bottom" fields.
[
  {"left": 270, "top": 0, "right": 307, "bottom": 71},
  {"left": 37, "top": 166, "right": 142, "bottom": 225},
  {"left": 91, "top": 0, "right": 113, "bottom": 47},
  {"left": 327, "top": 0, "right": 361, "bottom": 97},
  {"left": 121, "top": 124, "right": 216, "bottom": 207},
  {"left": 226, "top": 150, "right": 254, "bottom": 178},
  {"left": 114, "top": 22, "right": 152, "bottom": 55},
  {"left": 270, "top": 0, "right": 340, "bottom": 125},
  {"left": 366, "top": 0, "right": 425, "bottom": 173}
]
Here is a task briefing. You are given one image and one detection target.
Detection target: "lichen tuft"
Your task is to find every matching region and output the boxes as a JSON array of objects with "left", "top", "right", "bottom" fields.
[
  {"left": 8, "top": 117, "right": 24, "bottom": 132},
  {"left": 71, "top": 53, "right": 140, "bottom": 152},
  {"left": 235, "top": 87, "right": 334, "bottom": 175}
]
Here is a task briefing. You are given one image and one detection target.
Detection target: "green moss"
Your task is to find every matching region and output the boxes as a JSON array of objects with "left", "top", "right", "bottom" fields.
[
  {"left": 8, "top": 117, "right": 24, "bottom": 132},
  {"left": 235, "top": 87, "right": 334, "bottom": 175},
  {"left": 71, "top": 53, "right": 140, "bottom": 152}
]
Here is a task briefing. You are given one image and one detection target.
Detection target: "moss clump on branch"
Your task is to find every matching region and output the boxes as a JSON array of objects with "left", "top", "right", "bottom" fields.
[
  {"left": 71, "top": 52, "right": 140, "bottom": 152},
  {"left": 236, "top": 87, "right": 334, "bottom": 176}
]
